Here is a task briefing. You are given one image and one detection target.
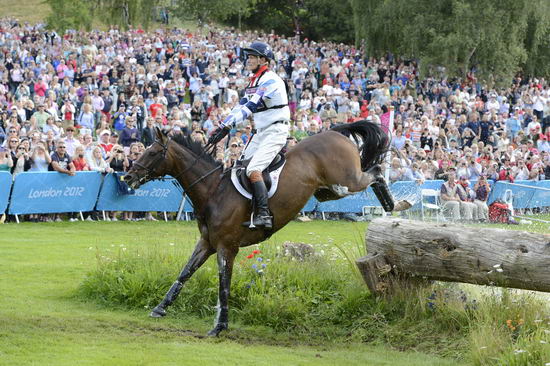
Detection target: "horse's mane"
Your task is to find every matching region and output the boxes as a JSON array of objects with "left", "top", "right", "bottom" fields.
[{"left": 170, "top": 133, "right": 222, "bottom": 168}]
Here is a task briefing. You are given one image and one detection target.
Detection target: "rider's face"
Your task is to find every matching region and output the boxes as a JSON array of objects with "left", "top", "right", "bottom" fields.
[{"left": 247, "top": 55, "right": 262, "bottom": 72}]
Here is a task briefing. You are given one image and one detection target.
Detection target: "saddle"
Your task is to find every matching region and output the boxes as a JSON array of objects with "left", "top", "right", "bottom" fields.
[{"left": 231, "top": 152, "right": 286, "bottom": 199}]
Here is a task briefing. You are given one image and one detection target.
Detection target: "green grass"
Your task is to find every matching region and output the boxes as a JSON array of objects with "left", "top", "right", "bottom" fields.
[
  {"left": 0, "top": 221, "right": 464, "bottom": 366},
  {"left": 0, "top": 0, "right": 51, "bottom": 25}
]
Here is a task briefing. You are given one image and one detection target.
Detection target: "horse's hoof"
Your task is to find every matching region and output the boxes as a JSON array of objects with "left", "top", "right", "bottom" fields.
[
  {"left": 207, "top": 323, "right": 228, "bottom": 337},
  {"left": 393, "top": 200, "right": 412, "bottom": 212},
  {"left": 149, "top": 306, "right": 166, "bottom": 318}
]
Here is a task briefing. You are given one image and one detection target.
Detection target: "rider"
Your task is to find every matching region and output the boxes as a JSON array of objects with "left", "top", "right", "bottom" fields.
[{"left": 208, "top": 41, "right": 290, "bottom": 229}]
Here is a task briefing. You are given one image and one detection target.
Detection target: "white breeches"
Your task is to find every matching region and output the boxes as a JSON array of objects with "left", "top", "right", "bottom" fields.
[{"left": 244, "top": 122, "right": 289, "bottom": 177}]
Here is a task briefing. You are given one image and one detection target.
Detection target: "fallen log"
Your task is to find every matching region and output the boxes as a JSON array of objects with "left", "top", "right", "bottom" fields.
[{"left": 356, "top": 218, "right": 550, "bottom": 295}]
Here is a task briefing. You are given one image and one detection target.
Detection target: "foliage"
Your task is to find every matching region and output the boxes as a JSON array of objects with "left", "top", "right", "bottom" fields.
[
  {"left": 350, "top": 0, "right": 550, "bottom": 83},
  {"left": 44, "top": 0, "right": 161, "bottom": 32},
  {"left": 78, "top": 221, "right": 550, "bottom": 363},
  {"left": 44, "top": 0, "right": 93, "bottom": 32},
  {"left": 96, "top": 0, "right": 161, "bottom": 30},
  {"left": 171, "top": 0, "right": 256, "bottom": 25}
]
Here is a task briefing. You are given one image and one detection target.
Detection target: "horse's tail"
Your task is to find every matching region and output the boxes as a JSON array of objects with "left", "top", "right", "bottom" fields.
[{"left": 331, "top": 120, "right": 390, "bottom": 172}]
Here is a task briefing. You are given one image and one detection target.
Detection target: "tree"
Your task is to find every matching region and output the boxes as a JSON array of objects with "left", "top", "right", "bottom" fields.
[
  {"left": 45, "top": 0, "right": 93, "bottom": 32},
  {"left": 97, "top": 0, "right": 160, "bottom": 30},
  {"left": 350, "top": 0, "right": 550, "bottom": 84},
  {"left": 172, "top": 0, "right": 255, "bottom": 26}
]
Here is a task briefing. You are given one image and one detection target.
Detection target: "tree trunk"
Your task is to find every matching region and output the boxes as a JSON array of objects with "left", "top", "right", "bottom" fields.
[{"left": 357, "top": 218, "right": 550, "bottom": 296}]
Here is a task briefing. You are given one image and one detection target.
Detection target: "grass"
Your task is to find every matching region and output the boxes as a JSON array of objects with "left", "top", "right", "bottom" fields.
[
  {"left": 0, "top": 0, "right": 50, "bottom": 25},
  {"left": 0, "top": 221, "right": 464, "bottom": 366}
]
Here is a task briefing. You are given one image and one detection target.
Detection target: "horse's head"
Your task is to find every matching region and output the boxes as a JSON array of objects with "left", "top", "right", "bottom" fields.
[{"left": 124, "top": 127, "right": 171, "bottom": 189}]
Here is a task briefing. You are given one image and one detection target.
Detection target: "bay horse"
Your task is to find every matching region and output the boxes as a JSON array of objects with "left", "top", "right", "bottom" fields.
[{"left": 124, "top": 120, "right": 410, "bottom": 336}]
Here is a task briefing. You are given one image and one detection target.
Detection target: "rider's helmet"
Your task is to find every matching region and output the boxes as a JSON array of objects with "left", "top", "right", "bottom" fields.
[{"left": 243, "top": 41, "right": 274, "bottom": 61}]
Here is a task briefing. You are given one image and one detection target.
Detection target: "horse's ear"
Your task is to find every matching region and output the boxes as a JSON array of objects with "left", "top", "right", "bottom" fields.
[{"left": 155, "top": 126, "right": 167, "bottom": 144}]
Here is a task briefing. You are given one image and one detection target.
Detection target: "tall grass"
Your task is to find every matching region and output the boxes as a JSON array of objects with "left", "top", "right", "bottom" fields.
[{"left": 79, "top": 239, "right": 550, "bottom": 363}]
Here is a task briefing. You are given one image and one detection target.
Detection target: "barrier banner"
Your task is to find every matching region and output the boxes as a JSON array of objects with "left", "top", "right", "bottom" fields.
[
  {"left": 489, "top": 180, "right": 550, "bottom": 209},
  {"left": 0, "top": 171, "right": 12, "bottom": 213},
  {"left": 96, "top": 174, "right": 183, "bottom": 212},
  {"left": 301, "top": 197, "right": 318, "bottom": 212},
  {"left": 9, "top": 171, "right": 102, "bottom": 215},
  {"left": 317, "top": 187, "right": 379, "bottom": 213}
]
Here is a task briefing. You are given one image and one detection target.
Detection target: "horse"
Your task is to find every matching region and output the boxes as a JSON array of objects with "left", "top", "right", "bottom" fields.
[{"left": 123, "top": 120, "right": 411, "bottom": 336}]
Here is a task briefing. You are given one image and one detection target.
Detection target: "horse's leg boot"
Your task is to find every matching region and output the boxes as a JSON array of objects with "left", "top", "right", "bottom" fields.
[{"left": 243, "top": 181, "right": 273, "bottom": 229}]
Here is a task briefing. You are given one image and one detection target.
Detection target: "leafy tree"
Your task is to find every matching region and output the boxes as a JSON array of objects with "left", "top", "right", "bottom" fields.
[
  {"left": 44, "top": 0, "right": 93, "bottom": 32},
  {"left": 172, "top": 0, "right": 255, "bottom": 25},
  {"left": 97, "top": 0, "right": 160, "bottom": 30},
  {"left": 351, "top": 0, "right": 550, "bottom": 83}
]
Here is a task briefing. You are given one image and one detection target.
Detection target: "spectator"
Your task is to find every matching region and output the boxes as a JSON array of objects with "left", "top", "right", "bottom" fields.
[
  {"left": 0, "top": 147, "right": 13, "bottom": 172},
  {"left": 11, "top": 142, "right": 31, "bottom": 176},
  {"left": 473, "top": 175, "right": 491, "bottom": 222},
  {"left": 119, "top": 117, "right": 141, "bottom": 151},
  {"left": 440, "top": 168, "right": 461, "bottom": 221},
  {"left": 88, "top": 146, "right": 113, "bottom": 174},
  {"left": 28, "top": 141, "right": 51, "bottom": 172},
  {"left": 72, "top": 145, "right": 90, "bottom": 171},
  {"left": 49, "top": 139, "right": 76, "bottom": 176}
]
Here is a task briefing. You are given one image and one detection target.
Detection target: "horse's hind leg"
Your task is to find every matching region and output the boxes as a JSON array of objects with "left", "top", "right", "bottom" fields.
[
  {"left": 150, "top": 238, "right": 214, "bottom": 318},
  {"left": 333, "top": 165, "right": 398, "bottom": 212},
  {"left": 208, "top": 246, "right": 237, "bottom": 337}
]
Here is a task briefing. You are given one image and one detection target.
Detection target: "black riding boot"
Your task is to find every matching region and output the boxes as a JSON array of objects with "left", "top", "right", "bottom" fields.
[{"left": 243, "top": 181, "right": 273, "bottom": 229}]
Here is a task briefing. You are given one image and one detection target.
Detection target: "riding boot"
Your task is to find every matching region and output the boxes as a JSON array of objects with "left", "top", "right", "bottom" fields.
[{"left": 243, "top": 180, "right": 273, "bottom": 229}]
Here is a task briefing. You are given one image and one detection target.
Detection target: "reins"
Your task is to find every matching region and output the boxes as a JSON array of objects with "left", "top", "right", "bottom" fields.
[{"left": 133, "top": 138, "right": 222, "bottom": 192}]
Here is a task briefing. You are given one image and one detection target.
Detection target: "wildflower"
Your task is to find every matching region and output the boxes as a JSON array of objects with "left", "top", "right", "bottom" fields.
[
  {"left": 257, "top": 269, "right": 264, "bottom": 275},
  {"left": 496, "top": 268, "right": 503, "bottom": 273},
  {"left": 513, "top": 349, "right": 527, "bottom": 355},
  {"left": 540, "top": 340, "right": 547, "bottom": 344},
  {"left": 257, "top": 257, "right": 263, "bottom": 262},
  {"left": 252, "top": 249, "right": 260, "bottom": 255},
  {"left": 252, "top": 263, "right": 257, "bottom": 270},
  {"left": 246, "top": 254, "right": 254, "bottom": 259},
  {"left": 261, "top": 263, "right": 266, "bottom": 268},
  {"left": 493, "top": 264, "right": 501, "bottom": 268}
]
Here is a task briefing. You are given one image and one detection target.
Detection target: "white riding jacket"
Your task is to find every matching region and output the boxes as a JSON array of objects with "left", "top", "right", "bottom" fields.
[{"left": 221, "top": 69, "right": 290, "bottom": 130}]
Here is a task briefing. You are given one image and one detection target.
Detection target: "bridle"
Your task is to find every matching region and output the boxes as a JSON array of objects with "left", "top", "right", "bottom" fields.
[{"left": 131, "top": 138, "right": 222, "bottom": 191}]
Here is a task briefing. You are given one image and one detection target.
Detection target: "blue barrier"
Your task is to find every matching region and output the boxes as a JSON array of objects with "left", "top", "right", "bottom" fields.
[
  {"left": 3, "top": 172, "right": 549, "bottom": 216},
  {"left": 302, "top": 197, "right": 318, "bottom": 212},
  {"left": 96, "top": 174, "right": 184, "bottom": 212},
  {"left": 317, "top": 187, "right": 379, "bottom": 213},
  {"left": 0, "top": 171, "right": 12, "bottom": 213},
  {"left": 9, "top": 171, "right": 102, "bottom": 215},
  {"left": 488, "top": 180, "right": 550, "bottom": 209}
]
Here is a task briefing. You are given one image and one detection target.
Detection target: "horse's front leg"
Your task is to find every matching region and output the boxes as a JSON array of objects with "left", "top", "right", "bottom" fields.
[
  {"left": 208, "top": 246, "right": 237, "bottom": 337},
  {"left": 150, "top": 238, "right": 214, "bottom": 318}
]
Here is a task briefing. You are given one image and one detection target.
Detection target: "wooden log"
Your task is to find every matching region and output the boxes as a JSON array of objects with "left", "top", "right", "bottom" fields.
[{"left": 356, "top": 218, "right": 550, "bottom": 295}]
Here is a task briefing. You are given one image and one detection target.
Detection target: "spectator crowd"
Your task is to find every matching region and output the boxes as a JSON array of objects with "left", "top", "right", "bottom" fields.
[{"left": 0, "top": 17, "right": 549, "bottom": 222}]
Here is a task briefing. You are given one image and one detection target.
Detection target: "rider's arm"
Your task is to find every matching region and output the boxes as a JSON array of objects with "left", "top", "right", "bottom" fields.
[{"left": 221, "top": 79, "right": 277, "bottom": 129}]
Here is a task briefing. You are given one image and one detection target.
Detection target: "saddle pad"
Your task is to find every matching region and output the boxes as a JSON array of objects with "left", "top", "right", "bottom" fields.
[{"left": 231, "top": 161, "right": 286, "bottom": 200}]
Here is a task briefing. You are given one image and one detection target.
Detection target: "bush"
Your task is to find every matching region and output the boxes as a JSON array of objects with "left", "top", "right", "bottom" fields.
[{"left": 78, "top": 241, "right": 550, "bottom": 363}]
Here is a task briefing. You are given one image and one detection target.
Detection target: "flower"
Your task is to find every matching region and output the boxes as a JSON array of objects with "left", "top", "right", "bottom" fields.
[
  {"left": 246, "top": 254, "right": 254, "bottom": 259},
  {"left": 252, "top": 263, "right": 257, "bottom": 270},
  {"left": 252, "top": 249, "right": 261, "bottom": 255},
  {"left": 257, "top": 257, "right": 263, "bottom": 262}
]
